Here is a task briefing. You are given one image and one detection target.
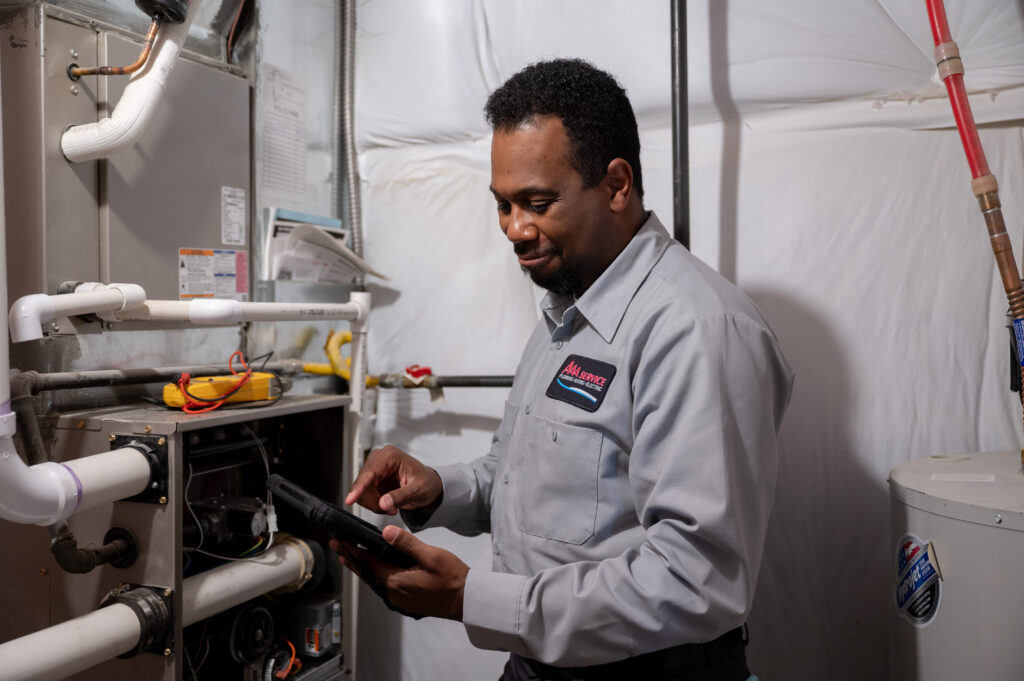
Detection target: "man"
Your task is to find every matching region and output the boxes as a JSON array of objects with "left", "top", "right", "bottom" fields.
[{"left": 334, "top": 58, "right": 794, "bottom": 681}]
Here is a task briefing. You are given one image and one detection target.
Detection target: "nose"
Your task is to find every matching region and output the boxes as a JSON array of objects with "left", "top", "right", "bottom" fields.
[{"left": 503, "top": 204, "right": 537, "bottom": 243}]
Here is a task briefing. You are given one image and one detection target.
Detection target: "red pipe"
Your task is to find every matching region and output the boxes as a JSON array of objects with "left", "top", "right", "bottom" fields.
[{"left": 926, "top": 0, "right": 990, "bottom": 178}]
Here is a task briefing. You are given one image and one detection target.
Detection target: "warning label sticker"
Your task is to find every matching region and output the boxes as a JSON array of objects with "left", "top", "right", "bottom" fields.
[
  {"left": 179, "top": 248, "right": 248, "bottom": 301},
  {"left": 894, "top": 534, "right": 942, "bottom": 627}
]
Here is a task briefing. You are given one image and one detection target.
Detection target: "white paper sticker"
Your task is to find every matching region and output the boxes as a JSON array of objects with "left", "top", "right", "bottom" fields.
[
  {"left": 260, "top": 64, "right": 307, "bottom": 208},
  {"left": 221, "top": 186, "right": 246, "bottom": 246},
  {"left": 178, "top": 248, "right": 249, "bottom": 301},
  {"left": 930, "top": 473, "right": 996, "bottom": 482}
]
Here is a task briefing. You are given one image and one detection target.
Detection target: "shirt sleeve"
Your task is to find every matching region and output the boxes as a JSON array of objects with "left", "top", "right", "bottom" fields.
[
  {"left": 401, "top": 400, "right": 518, "bottom": 535},
  {"left": 461, "top": 314, "right": 794, "bottom": 665}
]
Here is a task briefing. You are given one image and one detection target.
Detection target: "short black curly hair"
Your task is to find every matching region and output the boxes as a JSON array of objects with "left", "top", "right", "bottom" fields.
[{"left": 484, "top": 58, "right": 643, "bottom": 201}]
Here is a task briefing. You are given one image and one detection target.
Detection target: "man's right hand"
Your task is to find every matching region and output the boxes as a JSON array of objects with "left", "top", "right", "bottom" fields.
[{"left": 345, "top": 445, "right": 443, "bottom": 516}]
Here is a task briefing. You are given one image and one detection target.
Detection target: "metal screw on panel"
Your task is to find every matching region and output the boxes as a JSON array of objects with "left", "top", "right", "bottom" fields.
[
  {"left": 69, "top": 49, "right": 78, "bottom": 59},
  {"left": 994, "top": 514, "right": 1003, "bottom": 524},
  {"left": 150, "top": 481, "right": 158, "bottom": 489},
  {"left": 76, "top": 421, "right": 85, "bottom": 429},
  {"left": 163, "top": 588, "right": 172, "bottom": 597},
  {"left": 144, "top": 425, "right": 152, "bottom": 434},
  {"left": 70, "top": 85, "right": 78, "bottom": 95},
  {"left": 109, "top": 434, "right": 116, "bottom": 442},
  {"left": 39, "top": 568, "right": 47, "bottom": 576},
  {"left": 163, "top": 648, "right": 171, "bottom": 657},
  {"left": 157, "top": 437, "right": 166, "bottom": 446},
  {"left": 158, "top": 496, "right": 167, "bottom": 505}
]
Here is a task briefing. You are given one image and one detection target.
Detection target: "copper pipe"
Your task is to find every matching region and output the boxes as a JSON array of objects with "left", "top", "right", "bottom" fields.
[{"left": 68, "top": 19, "right": 160, "bottom": 80}]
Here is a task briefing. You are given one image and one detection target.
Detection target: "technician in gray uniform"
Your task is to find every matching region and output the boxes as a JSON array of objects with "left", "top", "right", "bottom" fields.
[{"left": 334, "top": 58, "right": 794, "bottom": 681}]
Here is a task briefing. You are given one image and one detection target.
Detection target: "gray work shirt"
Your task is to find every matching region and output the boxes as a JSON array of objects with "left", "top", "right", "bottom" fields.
[{"left": 413, "top": 212, "right": 794, "bottom": 666}]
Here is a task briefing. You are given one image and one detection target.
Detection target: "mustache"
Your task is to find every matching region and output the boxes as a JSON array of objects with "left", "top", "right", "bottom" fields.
[{"left": 514, "top": 243, "right": 558, "bottom": 259}]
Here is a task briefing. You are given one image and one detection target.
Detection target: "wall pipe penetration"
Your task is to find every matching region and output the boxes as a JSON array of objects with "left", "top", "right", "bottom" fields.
[
  {"left": 925, "top": 0, "right": 1024, "bottom": 471},
  {"left": 60, "top": 0, "right": 203, "bottom": 162},
  {"left": 0, "top": 537, "right": 316, "bottom": 681}
]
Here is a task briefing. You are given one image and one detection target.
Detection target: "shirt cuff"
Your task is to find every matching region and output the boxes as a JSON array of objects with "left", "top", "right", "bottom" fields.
[
  {"left": 462, "top": 569, "right": 530, "bottom": 657},
  {"left": 400, "top": 463, "right": 475, "bottom": 531}
]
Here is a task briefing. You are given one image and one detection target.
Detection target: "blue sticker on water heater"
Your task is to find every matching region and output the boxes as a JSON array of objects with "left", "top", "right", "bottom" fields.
[
  {"left": 894, "top": 534, "right": 942, "bottom": 627},
  {"left": 1014, "top": 318, "right": 1024, "bottom": 367}
]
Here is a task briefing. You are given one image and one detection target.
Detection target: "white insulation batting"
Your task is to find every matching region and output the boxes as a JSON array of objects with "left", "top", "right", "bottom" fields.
[{"left": 353, "top": 2, "right": 1024, "bottom": 680}]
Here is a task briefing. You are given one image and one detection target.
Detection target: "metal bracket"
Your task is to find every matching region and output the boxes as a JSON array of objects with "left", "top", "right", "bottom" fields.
[{"left": 111, "top": 434, "right": 169, "bottom": 504}]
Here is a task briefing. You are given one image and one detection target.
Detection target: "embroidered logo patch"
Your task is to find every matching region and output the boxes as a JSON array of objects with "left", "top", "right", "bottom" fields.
[{"left": 545, "top": 354, "right": 616, "bottom": 412}]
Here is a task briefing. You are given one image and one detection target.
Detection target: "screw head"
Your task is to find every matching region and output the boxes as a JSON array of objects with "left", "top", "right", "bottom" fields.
[
  {"left": 39, "top": 568, "right": 47, "bottom": 576},
  {"left": 158, "top": 496, "right": 167, "bottom": 505},
  {"left": 157, "top": 437, "right": 166, "bottom": 446},
  {"left": 69, "top": 48, "right": 78, "bottom": 59},
  {"left": 109, "top": 434, "right": 116, "bottom": 442},
  {"left": 69, "top": 85, "right": 78, "bottom": 95},
  {"left": 76, "top": 421, "right": 85, "bottom": 429},
  {"left": 144, "top": 425, "right": 152, "bottom": 434},
  {"left": 163, "top": 588, "right": 172, "bottom": 597},
  {"left": 995, "top": 514, "right": 1004, "bottom": 524},
  {"left": 150, "top": 481, "right": 158, "bottom": 489},
  {"left": 163, "top": 648, "right": 171, "bottom": 657}
]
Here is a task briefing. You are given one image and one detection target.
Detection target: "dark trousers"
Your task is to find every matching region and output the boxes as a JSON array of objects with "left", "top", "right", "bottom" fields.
[{"left": 499, "top": 627, "right": 749, "bottom": 681}]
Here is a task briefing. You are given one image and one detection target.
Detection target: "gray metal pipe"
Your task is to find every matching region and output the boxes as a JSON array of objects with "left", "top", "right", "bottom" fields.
[{"left": 671, "top": 0, "right": 690, "bottom": 248}]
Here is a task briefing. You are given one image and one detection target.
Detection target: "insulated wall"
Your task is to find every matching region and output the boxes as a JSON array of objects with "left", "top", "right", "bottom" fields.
[{"left": 353, "top": 2, "right": 1024, "bottom": 680}]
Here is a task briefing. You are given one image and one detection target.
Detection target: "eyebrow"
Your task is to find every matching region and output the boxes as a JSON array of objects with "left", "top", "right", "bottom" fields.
[{"left": 489, "top": 185, "right": 557, "bottom": 199}]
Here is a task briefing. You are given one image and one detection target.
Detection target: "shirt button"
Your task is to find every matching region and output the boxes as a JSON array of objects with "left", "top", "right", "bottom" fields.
[
  {"left": 503, "top": 474, "right": 509, "bottom": 484},
  {"left": 551, "top": 430, "right": 557, "bottom": 442},
  {"left": 493, "top": 544, "right": 501, "bottom": 556},
  {"left": 554, "top": 340, "right": 563, "bottom": 350},
  {"left": 524, "top": 405, "right": 530, "bottom": 415}
]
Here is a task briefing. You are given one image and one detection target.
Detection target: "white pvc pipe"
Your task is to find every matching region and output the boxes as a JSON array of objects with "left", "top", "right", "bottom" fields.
[
  {"left": 0, "top": 440, "right": 150, "bottom": 526},
  {"left": 60, "top": 0, "right": 204, "bottom": 162},
  {"left": 0, "top": 538, "right": 313, "bottom": 681},
  {"left": 0, "top": 603, "right": 141, "bottom": 681},
  {"left": 113, "top": 298, "right": 364, "bottom": 324},
  {"left": 182, "top": 537, "right": 313, "bottom": 625},
  {"left": 9, "top": 283, "right": 146, "bottom": 342},
  {"left": 348, "top": 291, "right": 370, "bottom": 466}
]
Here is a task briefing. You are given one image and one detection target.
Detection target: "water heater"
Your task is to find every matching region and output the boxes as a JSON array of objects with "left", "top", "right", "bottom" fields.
[{"left": 889, "top": 451, "right": 1024, "bottom": 680}]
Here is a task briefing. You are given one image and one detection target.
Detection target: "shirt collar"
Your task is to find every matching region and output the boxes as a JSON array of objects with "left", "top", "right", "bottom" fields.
[{"left": 540, "top": 212, "right": 673, "bottom": 343}]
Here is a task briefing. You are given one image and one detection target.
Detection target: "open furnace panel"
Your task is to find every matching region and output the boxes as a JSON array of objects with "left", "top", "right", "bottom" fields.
[{"left": 0, "top": 395, "right": 353, "bottom": 681}]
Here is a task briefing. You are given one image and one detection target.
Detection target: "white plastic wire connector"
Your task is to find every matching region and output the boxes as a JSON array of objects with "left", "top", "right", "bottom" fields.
[{"left": 266, "top": 503, "right": 279, "bottom": 534}]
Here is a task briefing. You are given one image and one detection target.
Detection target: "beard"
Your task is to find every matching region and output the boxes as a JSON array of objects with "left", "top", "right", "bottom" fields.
[{"left": 522, "top": 263, "right": 581, "bottom": 296}]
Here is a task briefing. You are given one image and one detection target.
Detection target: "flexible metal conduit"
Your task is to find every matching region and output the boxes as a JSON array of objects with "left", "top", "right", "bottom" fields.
[
  {"left": 0, "top": 537, "right": 315, "bottom": 681},
  {"left": 337, "top": 0, "right": 364, "bottom": 278},
  {"left": 925, "top": 0, "right": 1024, "bottom": 468}
]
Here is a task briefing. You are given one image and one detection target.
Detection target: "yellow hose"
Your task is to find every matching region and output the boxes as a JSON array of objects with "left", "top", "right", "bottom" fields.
[{"left": 301, "top": 329, "right": 378, "bottom": 386}]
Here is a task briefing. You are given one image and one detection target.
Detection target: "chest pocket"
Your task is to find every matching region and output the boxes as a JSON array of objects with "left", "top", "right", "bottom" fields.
[{"left": 510, "top": 413, "right": 603, "bottom": 545}]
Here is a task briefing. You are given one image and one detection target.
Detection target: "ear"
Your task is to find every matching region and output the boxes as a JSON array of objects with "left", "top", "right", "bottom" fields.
[{"left": 604, "top": 158, "right": 634, "bottom": 213}]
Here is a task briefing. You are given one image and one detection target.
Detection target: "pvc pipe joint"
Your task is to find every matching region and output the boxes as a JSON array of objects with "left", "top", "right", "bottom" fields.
[{"left": 9, "top": 283, "right": 148, "bottom": 342}]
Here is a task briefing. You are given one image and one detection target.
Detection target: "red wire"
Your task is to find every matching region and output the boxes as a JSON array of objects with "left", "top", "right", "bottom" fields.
[
  {"left": 925, "top": 0, "right": 991, "bottom": 179},
  {"left": 179, "top": 351, "right": 252, "bottom": 413}
]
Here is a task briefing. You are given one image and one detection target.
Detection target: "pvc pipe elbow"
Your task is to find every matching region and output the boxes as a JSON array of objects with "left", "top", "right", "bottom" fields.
[
  {"left": 0, "top": 436, "right": 81, "bottom": 526},
  {"left": 9, "top": 294, "right": 55, "bottom": 342}
]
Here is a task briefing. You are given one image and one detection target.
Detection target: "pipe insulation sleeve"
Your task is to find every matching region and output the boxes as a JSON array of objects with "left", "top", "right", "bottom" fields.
[
  {"left": 182, "top": 535, "right": 315, "bottom": 625},
  {"left": 0, "top": 602, "right": 142, "bottom": 681},
  {"left": 60, "top": 0, "right": 203, "bottom": 163}
]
